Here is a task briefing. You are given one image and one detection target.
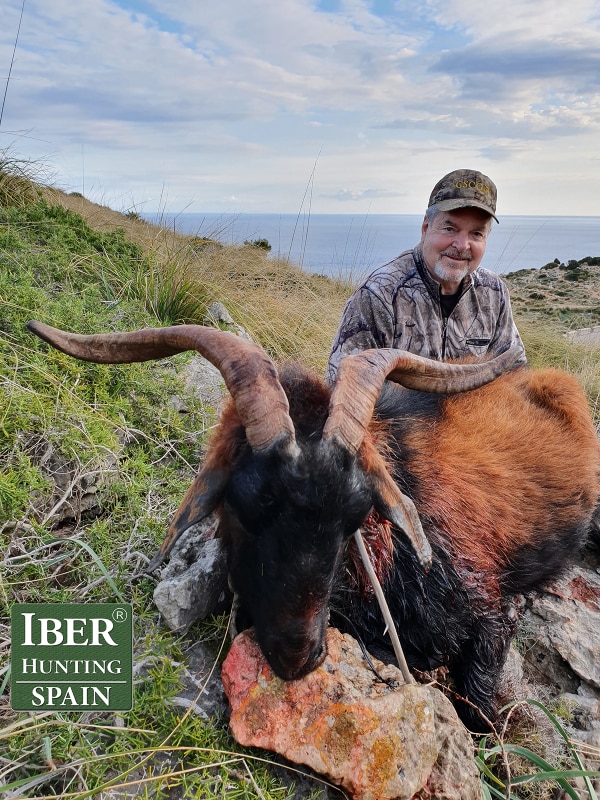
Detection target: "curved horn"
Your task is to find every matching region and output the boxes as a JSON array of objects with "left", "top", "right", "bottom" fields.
[
  {"left": 27, "top": 321, "right": 296, "bottom": 453},
  {"left": 323, "top": 345, "right": 522, "bottom": 454}
]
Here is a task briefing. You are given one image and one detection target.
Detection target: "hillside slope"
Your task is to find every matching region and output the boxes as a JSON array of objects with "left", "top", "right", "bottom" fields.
[{"left": 503, "top": 256, "right": 600, "bottom": 331}]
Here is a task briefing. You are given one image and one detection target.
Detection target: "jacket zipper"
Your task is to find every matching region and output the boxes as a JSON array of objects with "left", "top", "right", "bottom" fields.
[
  {"left": 441, "top": 315, "right": 448, "bottom": 360},
  {"left": 440, "top": 281, "right": 470, "bottom": 360}
]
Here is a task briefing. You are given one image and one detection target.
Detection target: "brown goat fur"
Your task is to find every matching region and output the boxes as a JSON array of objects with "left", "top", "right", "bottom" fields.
[{"left": 405, "top": 368, "right": 600, "bottom": 585}]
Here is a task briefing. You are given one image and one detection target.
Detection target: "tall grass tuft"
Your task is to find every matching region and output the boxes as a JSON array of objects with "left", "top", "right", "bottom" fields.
[
  {"left": 0, "top": 151, "right": 46, "bottom": 207},
  {"left": 477, "top": 699, "right": 600, "bottom": 799},
  {"left": 182, "top": 242, "right": 353, "bottom": 370},
  {"left": 88, "top": 249, "right": 209, "bottom": 326}
]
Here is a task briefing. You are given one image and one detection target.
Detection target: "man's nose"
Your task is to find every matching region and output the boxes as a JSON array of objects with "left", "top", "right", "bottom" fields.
[{"left": 452, "top": 230, "right": 470, "bottom": 251}]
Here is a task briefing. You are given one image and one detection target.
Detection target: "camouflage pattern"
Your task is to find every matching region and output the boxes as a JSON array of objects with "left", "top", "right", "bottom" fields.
[
  {"left": 428, "top": 168, "right": 498, "bottom": 222},
  {"left": 326, "top": 245, "right": 526, "bottom": 383}
]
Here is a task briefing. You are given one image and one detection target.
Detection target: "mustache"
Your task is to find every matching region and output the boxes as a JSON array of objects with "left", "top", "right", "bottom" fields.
[{"left": 441, "top": 248, "right": 471, "bottom": 261}]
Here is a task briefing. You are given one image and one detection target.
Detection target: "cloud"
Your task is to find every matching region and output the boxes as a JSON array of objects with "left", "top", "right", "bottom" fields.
[
  {"left": 5, "top": 0, "right": 425, "bottom": 128},
  {"left": 1, "top": 0, "right": 599, "bottom": 214},
  {"left": 424, "top": 0, "right": 598, "bottom": 39},
  {"left": 326, "top": 186, "right": 400, "bottom": 201},
  {"left": 433, "top": 38, "right": 600, "bottom": 91}
]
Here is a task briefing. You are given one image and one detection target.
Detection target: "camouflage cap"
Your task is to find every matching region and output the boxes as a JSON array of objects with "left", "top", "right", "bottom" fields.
[{"left": 427, "top": 169, "right": 499, "bottom": 223}]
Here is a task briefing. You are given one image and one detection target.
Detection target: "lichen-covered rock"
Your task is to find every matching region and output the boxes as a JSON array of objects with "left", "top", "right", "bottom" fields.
[
  {"left": 222, "top": 628, "right": 481, "bottom": 800},
  {"left": 175, "top": 352, "right": 226, "bottom": 411},
  {"left": 205, "top": 301, "right": 252, "bottom": 341},
  {"left": 22, "top": 433, "right": 119, "bottom": 524}
]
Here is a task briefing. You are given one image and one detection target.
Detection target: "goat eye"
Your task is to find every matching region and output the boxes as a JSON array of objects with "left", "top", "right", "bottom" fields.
[{"left": 225, "top": 470, "right": 279, "bottom": 535}]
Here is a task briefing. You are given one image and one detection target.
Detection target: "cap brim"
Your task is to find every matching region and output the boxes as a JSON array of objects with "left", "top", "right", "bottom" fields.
[{"left": 434, "top": 198, "right": 499, "bottom": 224}]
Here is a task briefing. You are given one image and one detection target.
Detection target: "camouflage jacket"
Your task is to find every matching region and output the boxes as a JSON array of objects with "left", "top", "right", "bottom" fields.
[{"left": 327, "top": 245, "right": 526, "bottom": 382}]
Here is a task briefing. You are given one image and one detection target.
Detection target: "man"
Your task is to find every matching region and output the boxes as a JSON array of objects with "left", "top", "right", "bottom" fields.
[{"left": 327, "top": 169, "right": 526, "bottom": 382}]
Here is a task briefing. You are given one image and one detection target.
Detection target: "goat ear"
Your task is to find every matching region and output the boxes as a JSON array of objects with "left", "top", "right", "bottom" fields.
[
  {"left": 370, "top": 463, "right": 432, "bottom": 568},
  {"left": 146, "top": 467, "right": 228, "bottom": 572}
]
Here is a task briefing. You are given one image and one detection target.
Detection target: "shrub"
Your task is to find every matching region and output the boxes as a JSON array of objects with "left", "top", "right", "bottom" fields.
[
  {"left": 189, "top": 235, "right": 222, "bottom": 252},
  {"left": 243, "top": 238, "right": 272, "bottom": 251}
]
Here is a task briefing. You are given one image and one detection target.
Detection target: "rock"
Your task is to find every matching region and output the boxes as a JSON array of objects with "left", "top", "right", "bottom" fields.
[
  {"left": 175, "top": 353, "right": 226, "bottom": 411},
  {"left": 559, "top": 692, "right": 600, "bottom": 732},
  {"left": 170, "top": 304, "right": 252, "bottom": 414},
  {"left": 153, "top": 516, "right": 231, "bottom": 632},
  {"left": 205, "top": 301, "right": 252, "bottom": 341},
  {"left": 206, "top": 301, "right": 235, "bottom": 326},
  {"left": 558, "top": 692, "right": 600, "bottom": 777},
  {"left": 222, "top": 628, "right": 481, "bottom": 800},
  {"left": 510, "top": 559, "right": 600, "bottom": 783},
  {"left": 521, "top": 565, "right": 600, "bottom": 692},
  {"left": 167, "top": 640, "right": 228, "bottom": 721},
  {"left": 156, "top": 515, "right": 220, "bottom": 577},
  {"left": 411, "top": 692, "right": 482, "bottom": 800},
  {"left": 564, "top": 325, "right": 600, "bottom": 345},
  {"left": 22, "top": 433, "right": 118, "bottom": 524}
]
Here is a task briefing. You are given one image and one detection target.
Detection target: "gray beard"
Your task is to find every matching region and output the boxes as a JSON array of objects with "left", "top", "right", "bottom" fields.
[{"left": 432, "top": 259, "right": 470, "bottom": 286}]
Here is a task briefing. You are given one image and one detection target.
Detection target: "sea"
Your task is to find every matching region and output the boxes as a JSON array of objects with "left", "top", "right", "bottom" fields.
[{"left": 142, "top": 212, "right": 600, "bottom": 283}]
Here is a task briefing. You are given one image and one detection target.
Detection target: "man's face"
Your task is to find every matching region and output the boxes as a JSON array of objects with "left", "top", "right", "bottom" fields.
[{"left": 421, "top": 207, "right": 492, "bottom": 294}]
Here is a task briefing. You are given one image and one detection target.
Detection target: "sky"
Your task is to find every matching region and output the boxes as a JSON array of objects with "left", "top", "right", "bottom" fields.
[{"left": 1, "top": 0, "right": 600, "bottom": 216}]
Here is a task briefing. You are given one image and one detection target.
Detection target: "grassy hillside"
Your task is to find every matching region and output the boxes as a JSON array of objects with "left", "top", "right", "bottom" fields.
[
  {"left": 0, "top": 171, "right": 357, "bottom": 798},
  {"left": 503, "top": 259, "right": 600, "bottom": 413},
  {"left": 504, "top": 256, "right": 600, "bottom": 332},
  {"left": 39, "top": 187, "right": 354, "bottom": 372},
  {"left": 1, "top": 158, "right": 599, "bottom": 798}
]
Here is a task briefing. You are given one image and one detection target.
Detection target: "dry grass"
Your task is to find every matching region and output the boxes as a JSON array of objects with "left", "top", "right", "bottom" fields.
[
  {"left": 517, "top": 319, "right": 600, "bottom": 420},
  {"left": 0, "top": 153, "right": 49, "bottom": 207},
  {"left": 183, "top": 244, "right": 351, "bottom": 370},
  {"left": 40, "top": 188, "right": 352, "bottom": 372}
]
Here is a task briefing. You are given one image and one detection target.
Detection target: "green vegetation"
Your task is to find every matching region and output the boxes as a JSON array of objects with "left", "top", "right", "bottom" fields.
[
  {"left": 1, "top": 155, "right": 599, "bottom": 798},
  {"left": 477, "top": 700, "right": 600, "bottom": 799},
  {"left": 504, "top": 255, "right": 600, "bottom": 331},
  {"left": 243, "top": 238, "right": 272, "bottom": 251},
  {"left": 0, "top": 161, "right": 351, "bottom": 798}
]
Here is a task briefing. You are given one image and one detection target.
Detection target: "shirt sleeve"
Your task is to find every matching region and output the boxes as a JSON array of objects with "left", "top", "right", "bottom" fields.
[{"left": 326, "top": 286, "right": 395, "bottom": 383}]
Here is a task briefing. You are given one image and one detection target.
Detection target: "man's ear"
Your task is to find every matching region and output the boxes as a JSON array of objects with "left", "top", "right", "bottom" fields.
[{"left": 420, "top": 215, "right": 429, "bottom": 242}]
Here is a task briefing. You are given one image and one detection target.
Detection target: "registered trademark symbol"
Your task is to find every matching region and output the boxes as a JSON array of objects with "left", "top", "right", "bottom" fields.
[{"left": 112, "top": 608, "right": 128, "bottom": 623}]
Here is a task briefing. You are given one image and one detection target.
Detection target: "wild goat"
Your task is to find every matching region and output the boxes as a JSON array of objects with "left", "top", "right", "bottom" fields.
[{"left": 28, "top": 320, "right": 600, "bottom": 730}]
